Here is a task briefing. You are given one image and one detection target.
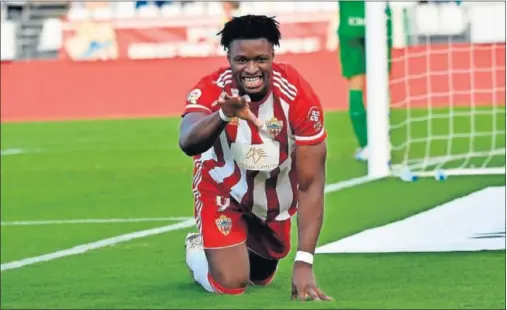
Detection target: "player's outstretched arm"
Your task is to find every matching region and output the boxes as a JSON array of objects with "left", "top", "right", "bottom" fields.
[
  {"left": 179, "top": 91, "right": 262, "bottom": 157},
  {"left": 291, "top": 141, "right": 332, "bottom": 301},
  {"left": 179, "top": 111, "right": 228, "bottom": 157}
]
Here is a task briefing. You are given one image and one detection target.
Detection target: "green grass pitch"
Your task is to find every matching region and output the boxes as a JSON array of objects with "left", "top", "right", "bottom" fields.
[{"left": 1, "top": 110, "right": 505, "bottom": 309}]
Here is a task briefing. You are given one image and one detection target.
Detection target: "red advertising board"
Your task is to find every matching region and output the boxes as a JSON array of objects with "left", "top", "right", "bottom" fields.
[
  {"left": 59, "top": 12, "right": 338, "bottom": 61},
  {"left": 2, "top": 44, "right": 505, "bottom": 123}
]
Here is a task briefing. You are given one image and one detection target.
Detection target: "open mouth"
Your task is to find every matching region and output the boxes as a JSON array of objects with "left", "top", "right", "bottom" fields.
[{"left": 241, "top": 75, "right": 263, "bottom": 90}]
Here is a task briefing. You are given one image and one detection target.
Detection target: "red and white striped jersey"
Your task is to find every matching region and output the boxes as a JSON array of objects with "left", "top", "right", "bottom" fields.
[{"left": 182, "top": 62, "right": 327, "bottom": 222}]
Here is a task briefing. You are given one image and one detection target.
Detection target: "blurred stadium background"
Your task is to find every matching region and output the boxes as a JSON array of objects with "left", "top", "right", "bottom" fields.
[{"left": 0, "top": 1, "right": 505, "bottom": 309}]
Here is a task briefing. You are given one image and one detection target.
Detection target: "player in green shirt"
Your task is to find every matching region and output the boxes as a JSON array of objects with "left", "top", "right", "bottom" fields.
[{"left": 338, "top": 1, "right": 392, "bottom": 161}]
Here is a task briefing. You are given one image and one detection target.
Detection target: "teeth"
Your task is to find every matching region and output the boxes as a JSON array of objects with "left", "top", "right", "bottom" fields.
[{"left": 244, "top": 77, "right": 260, "bottom": 83}]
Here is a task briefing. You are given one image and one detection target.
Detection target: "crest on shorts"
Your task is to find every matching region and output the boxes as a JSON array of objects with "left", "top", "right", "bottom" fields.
[
  {"left": 215, "top": 215, "right": 232, "bottom": 236},
  {"left": 265, "top": 117, "right": 283, "bottom": 138},
  {"left": 187, "top": 89, "right": 202, "bottom": 104}
]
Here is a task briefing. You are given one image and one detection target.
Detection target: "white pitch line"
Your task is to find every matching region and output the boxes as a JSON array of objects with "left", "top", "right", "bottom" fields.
[
  {"left": 0, "top": 176, "right": 377, "bottom": 273},
  {"left": 0, "top": 148, "right": 25, "bottom": 156},
  {"left": 1, "top": 217, "right": 193, "bottom": 226},
  {"left": 1, "top": 218, "right": 196, "bottom": 272},
  {"left": 324, "top": 175, "right": 380, "bottom": 193}
]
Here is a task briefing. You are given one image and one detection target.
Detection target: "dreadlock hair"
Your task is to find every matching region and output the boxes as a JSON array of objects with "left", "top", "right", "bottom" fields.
[{"left": 217, "top": 15, "right": 281, "bottom": 51}]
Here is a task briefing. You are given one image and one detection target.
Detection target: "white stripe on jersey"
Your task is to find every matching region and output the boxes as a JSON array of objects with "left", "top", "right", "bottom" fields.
[
  {"left": 209, "top": 133, "right": 235, "bottom": 183},
  {"left": 273, "top": 77, "right": 297, "bottom": 99},
  {"left": 274, "top": 98, "right": 295, "bottom": 221},
  {"left": 273, "top": 70, "right": 298, "bottom": 93},
  {"left": 229, "top": 118, "right": 251, "bottom": 204},
  {"left": 251, "top": 94, "right": 276, "bottom": 220},
  {"left": 273, "top": 82, "right": 295, "bottom": 101},
  {"left": 215, "top": 70, "right": 231, "bottom": 84},
  {"left": 215, "top": 72, "right": 233, "bottom": 88}
]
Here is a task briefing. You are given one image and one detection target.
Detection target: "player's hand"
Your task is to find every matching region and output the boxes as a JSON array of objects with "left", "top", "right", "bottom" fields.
[
  {"left": 212, "top": 89, "right": 263, "bottom": 128},
  {"left": 291, "top": 261, "right": 333, "bottom": 302}
]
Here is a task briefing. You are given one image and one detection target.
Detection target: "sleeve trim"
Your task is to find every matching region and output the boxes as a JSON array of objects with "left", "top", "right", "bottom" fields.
[
  {"left": 295, "top": 129, "right": 327, "bottom": 146},
  {"left": 294, "top": 128, "right": 325, "bottom": 142},
  {"left": 185, "top": 104, "right": 212, "bottom": 113}
]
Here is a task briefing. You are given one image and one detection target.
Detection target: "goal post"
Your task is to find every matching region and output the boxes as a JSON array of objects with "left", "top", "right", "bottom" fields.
[
  {"left": 365, "top": 1, "right": 506, "bottom": 179},
  {"left": 365, "top": 1, "right": 391, "bottom": 179}
]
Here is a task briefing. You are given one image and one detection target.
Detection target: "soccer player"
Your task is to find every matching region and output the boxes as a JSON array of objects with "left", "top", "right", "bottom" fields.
[
  {"left": 338, "top": 1, "right": 392, "bottom": 160},
  {"left": 178, "top": 15, "right": 332, "bottom": 301}
]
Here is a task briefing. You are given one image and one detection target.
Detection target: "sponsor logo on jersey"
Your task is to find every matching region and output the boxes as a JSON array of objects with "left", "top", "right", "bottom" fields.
[
  {"left": 187, "top": 89, "right": 202, "bottom": 104},
  {"left": 245, "top": 146, "right": 268, "bottom": 164},
  {"left": 265, "top": 117, "right": 284, "bottom": 138},
  {"left": 215, "top": 215, "right": 232, "bottom": 236},
  {"left": 231, "top": 142, "right": 279, "bottom": 171}
]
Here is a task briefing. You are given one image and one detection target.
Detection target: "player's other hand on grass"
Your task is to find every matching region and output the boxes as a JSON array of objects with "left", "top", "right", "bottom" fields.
[
  {"left": 291, "top": 261, "right": 333, "bottom": 302},
  {"left": 212, "top": 89, "right": 263, "bottom": 128}
]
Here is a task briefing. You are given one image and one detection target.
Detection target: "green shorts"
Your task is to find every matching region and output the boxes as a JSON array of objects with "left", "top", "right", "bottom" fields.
[{"left": 339, "top": 35, "right": 392, "bottom": 79}]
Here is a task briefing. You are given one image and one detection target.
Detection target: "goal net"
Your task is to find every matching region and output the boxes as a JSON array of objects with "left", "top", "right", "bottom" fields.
[{"left": 366, "top": 2, "right": 506, "bottom": 178}]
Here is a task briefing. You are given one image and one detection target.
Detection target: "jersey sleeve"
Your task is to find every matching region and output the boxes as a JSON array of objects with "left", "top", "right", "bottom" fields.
[
  {"left": 181, "top": 74, "right": 221, "bottom": 117},
  {"left": 289, "top": 72, "right": 327, "bottom": 146}
]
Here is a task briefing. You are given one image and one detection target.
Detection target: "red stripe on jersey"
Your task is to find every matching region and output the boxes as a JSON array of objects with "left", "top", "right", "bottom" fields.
[
  {"left": 213, "top": 139, "right": 225, "bottom": 167},
  {"left": 272, "top": 95, "right": 289, "bottom": 164},
  {"left": 225, "top": 122, "right": 238, "bottom": 142},
  {"left": 248, "top": 105, "right": 263, "bottom": 145},
  {"left": 241, "top": 171, "right": 259, "bottom": 208},
  {"left": 265, "top": 174, "right": 280, "bottom": 221}
]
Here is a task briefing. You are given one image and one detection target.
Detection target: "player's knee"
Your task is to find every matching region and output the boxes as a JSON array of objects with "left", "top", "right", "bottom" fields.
[
  {"left": 208, "top": 271, "right": 249, "bottom": 295},
  {"left": 348, "top": 74, "right": 365, "bottom": 91}
]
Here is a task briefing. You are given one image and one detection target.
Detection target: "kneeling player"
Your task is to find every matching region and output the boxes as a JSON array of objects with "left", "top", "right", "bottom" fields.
[{"left": 178, "top": 15, "right": 332, "bottom": 301}]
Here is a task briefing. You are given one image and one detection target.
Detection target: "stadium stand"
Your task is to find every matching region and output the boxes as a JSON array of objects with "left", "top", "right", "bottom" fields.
[{"left": 0, "top": 1, "right": 503, "bottom": 61}]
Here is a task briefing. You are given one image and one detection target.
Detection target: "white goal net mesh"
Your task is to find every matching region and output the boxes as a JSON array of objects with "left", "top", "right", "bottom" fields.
[{"left": 387, "top": 2, "right": 506, "bottom": 176}]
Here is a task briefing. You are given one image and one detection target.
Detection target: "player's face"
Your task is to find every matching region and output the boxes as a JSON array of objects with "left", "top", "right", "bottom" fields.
[{"left": 228, "top": 38, "right": 274, "bottom": 99}]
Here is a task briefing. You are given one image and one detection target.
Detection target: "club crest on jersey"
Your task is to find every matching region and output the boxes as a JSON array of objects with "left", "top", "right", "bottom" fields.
[
  {"left": 265, "top": 117, "right": 283, "bottom": 138},
  {"left": 187, "top": 89, "right": 202, "bottom": 104},
  {"left": 215, "top": 215, "right": 232, "bottom": 236}
]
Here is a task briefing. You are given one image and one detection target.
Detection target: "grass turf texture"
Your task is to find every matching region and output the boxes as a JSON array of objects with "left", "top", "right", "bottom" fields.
[{"left": 1, "top": 109, "right": 505, "bottom": 309}]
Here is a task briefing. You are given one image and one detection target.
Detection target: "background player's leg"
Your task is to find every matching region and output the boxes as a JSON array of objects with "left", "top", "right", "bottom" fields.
[
  {"left": 349, "top": 73, "right": 367, "bottom": 151},
  {"left": 340, "top": 36, "right": 368, "bottom": 159}
]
